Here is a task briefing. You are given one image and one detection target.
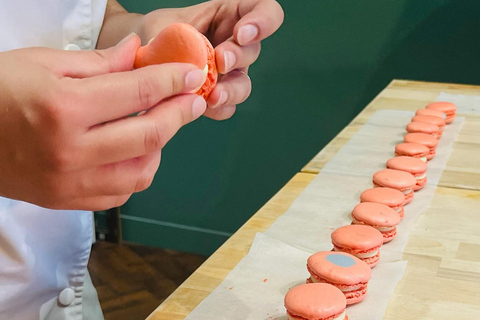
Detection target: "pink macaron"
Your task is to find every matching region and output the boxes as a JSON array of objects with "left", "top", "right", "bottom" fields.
[
  {"left": 351, "top": 202, "right": 401, "bottom": 243},
  {"left": 306, "top": 251, "right": 371, "bottom": 305},
  {"left": 404, "top": 133, "right": 438, "bottom": 160},
  {"left": 426, "top": 101, "right": 457, "bottom": 124},
  {"left": 360, "top": 187, "right": 405, "bottom": 219},
  {"left": 406, "top": 121, "right": 440, "bottom": 139},
  {"left": 395, "top": 143, "right": 430, "bottom": 162},
  {"left": 387, "top": 156, "right": 428, "bottom": 191},
  {"left": 411, "top": 115, "right": 445, "bottom": 138},
  {"left": 373, "top": 169, "right": 416, "bottom": 204},
  {"left": 415, "top": 108, "right": 446, "bottom": 123},
  {"left": 284, "top": 283, "right": 348, "bottom": 320},
  {"left": 331, "top": 225, "right": 384, "bottom": 268}
]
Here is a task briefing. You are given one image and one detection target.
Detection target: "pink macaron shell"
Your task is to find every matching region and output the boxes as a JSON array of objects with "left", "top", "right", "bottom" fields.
[
  {"left": 351, "top": 202, "right": 401, "bottom": 243},
  {"left": 386, "top": 157, "right": 427, "bottom": 191},
  {"left": 386, "top": 156, "right": 427, "bottom": 175},
  {"left": 415, "top": 108, "right": 446, "bottom": 123},
  {"left": 306, "top": 251, "right": 371, "bottom": 305},
  {"left": 404, "top": 133, "right": 438, "bottom": 149},
  {"left": 404, "top": 133, "right": 438, "bottom": 160},
  {"left": 372, "top": 169, "right": 416, "bottom": 205},
  {"left": 284, "top": 283, "right": 347, "bottom": 320},
  {"left": 395, "top": 143, "right": 429, "bottom": 161},
  {"left": 360, "top": 187, "right": 405, "bottom": 218},
  {"left": 412, "top": 115, "right": 445, "bottom": 129},
  {"left": 406, "top": 121, "right": 440, "bottom": 139},
  {"left": 426, "top": 102, "right": 457, "bottom": 124}
]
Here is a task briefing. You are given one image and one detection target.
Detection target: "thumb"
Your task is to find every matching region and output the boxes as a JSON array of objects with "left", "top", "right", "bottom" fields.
[{"left": 48, "top": 33, "right": 142, "bottom": 78}]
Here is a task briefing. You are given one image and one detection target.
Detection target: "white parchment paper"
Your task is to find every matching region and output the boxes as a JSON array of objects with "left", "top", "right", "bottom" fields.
[
  {"left": 186, "top": 110, "right": 465, "bottom": 320},
  {"left": 436, "top": 92, "right": 480, "bottom": 115},
  {"left": 186, "top": 233, "right": 407, "bottom": 320},
  {"left": 266, "top": 111, "right": 463, "bottom": 263}
]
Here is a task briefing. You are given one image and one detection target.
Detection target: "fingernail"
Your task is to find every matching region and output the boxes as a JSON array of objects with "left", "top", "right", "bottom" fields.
[
  {"left": 223, "top": 51, "right": 236, "bottom": 73},
  {"left": 116, "top": 32, "right": 137, "bottom": 47},
  {"left": 185, "top": 69, "right": 206, "bottom": 91},
  {"left": 212, "top": 90, "right": 228, "bottom": 109},
  {"left": 237, "top": 24, "right": 258, "bottom": 45},
  {"left": 192, "top": 96, "right": 207, "bottom": 118}
]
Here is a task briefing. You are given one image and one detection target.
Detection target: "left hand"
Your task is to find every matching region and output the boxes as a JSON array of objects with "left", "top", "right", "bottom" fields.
[{"left": 137, "top": 0, "right": 284, "bottom": 120}]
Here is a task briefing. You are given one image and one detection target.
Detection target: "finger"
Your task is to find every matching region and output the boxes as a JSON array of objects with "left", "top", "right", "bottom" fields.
[
  {"left": 203, "top": 105, "right": 237, "bottom": 121},
  {"left": 77, "top": 94, "right": 206, "bottom": 168},
  {"left": 66, "top": 62, "right": 206, "bottom": 125},
  {"left": 234, "top": 0, "right": 284, "bottom": 45},
  {"left": 207, "top": 70, "right": 251, "bottom": 108},
  {"left": 215, "top": 38, "right": 261, "bottom": 73},
  {"left": 76, "top": 152, "right": 161, "bottom": 197},
  {"left": 29, "top": 33, "right": 141, "bottom": 78}
]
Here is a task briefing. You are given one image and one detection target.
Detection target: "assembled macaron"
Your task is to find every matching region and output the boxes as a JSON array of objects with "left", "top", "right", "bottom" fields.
[
  {"left": 331, "top": 225, "right": 384, "bottom": 268},
  {"left": 404, "top": 133, "right": 438, "bottom": 160},
  {"left": 134, "top": 23, "right": 218, "bottom": 99},
  {"left": 306, "top": 251, "right": 371, "bottom": 305},
  {"left": 360, "top": 187, "right": 406, "bottom": 219},
  {"left": 411, "top": 115, "right": 445, "bottom": 138},
  {"left": 406, "top": 121, "right": 440, "bottom": 139},
  {"left": 415, "top": 108, "right": 446, "bottom": 123},
  {"left": 426, "top": 101, "right": 457, "bottom": 124},
  {"left": 284, "top": 283, "right": 348, "bottom": 320},
  {"left": 373, "top": 169, "right": 416, "bottom": 204},
  {"left": 351, "top": 202, "right": 401, "bottom": 243},
  {"left": 395, "top": 142, "right": 430, "bottom": 162},
  {"left": 387, "top": 156, "right": 428, "bottom": 191}
]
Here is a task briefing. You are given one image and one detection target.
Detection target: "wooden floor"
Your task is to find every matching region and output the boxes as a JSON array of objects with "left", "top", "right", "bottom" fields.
[{"left": 88, "top": 241, "right": 206, "bottom": 320}]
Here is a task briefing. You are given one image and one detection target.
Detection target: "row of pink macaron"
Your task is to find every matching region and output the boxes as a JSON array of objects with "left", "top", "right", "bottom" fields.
[{"left": 283, "top": 102, "right": 457, "bottom": 320}]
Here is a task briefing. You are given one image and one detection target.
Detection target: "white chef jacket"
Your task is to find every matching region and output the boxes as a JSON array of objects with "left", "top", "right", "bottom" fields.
[{"left": 0, "top": 1, "right": 107, "bottom": 319}]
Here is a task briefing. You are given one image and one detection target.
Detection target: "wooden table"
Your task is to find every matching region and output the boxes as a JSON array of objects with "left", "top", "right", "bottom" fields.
[{"left": 147, "top": 80, "right": 480, "bottom": 320}]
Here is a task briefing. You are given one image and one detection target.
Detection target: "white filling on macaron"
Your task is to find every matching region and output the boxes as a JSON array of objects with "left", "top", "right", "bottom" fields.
[
  {"left": 401, "top": 188, "right": 412, "bottom": 195},
  {"left": 394, "top": 206, "right": 402, "bottom": 212},
  {"left": 288, "top": 311, "right": 346, "bottom": 320},
  {"left": 376, "top": 226, "right": 395, "bottom": 232},
  {"left": 354, "top": 250, "right": 378, "bottom": 259},
  {"left": 419, "top": 156, "right": 427, "bottom": 162},
  {"left": 415, "top": 173, "right": 427, "bottom": 180},
  {"left": 203, "top": 64, "right": 208, "bottom": 75}
]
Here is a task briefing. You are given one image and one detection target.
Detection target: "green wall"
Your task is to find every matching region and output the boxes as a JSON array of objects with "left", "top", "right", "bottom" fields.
[{"left": 115, "top": 0, "right": 480, "bottom": 255}]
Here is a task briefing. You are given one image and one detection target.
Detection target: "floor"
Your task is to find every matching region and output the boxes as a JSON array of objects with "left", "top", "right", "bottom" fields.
[{"left": 88, "top": 241, "right": 206, "bottom": 320}]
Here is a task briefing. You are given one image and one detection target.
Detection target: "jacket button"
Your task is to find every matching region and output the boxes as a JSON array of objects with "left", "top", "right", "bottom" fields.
[
  {"left": 58, "top": 287, "right": 75, "bottom": 306},
  {"left": 64, "top": 43, "right": 81, "bottom": 51}
]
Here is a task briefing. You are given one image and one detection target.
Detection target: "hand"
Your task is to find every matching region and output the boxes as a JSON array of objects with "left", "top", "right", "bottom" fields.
[
  {"left": 137, "top": 0, "right": 284, "bottom": 120},
  {"left": 0, "top": 34, "right": 207, "bottom": 210}
]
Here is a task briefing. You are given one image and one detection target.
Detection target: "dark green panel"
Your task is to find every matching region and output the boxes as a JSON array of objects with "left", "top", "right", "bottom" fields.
[
  {"left": 121, "top": 215, "right": 230, "bottom": 256},
  {"left": 118, "top": 0, "right": 480, "bottom": 255}
]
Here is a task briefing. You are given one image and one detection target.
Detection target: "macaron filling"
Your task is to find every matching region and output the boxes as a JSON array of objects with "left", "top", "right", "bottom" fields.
[
  {"left": 350, "top": 216, "right": 397, "bottom": 242},
  {"left": 333, "top": 246, "right": 379, "bottom": 259},
  {"left": 287, "top": 310, "right": 347, "bottom": 320},
  {"left": 395, "top": 152, "right": 428, "bottom": 162},
  {"left": 307, "top": 275, "right": 366, "bottom": 293}
]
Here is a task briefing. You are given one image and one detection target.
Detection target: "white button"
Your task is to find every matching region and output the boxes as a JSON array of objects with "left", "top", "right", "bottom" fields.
[
  {"left": 64, "top": 44, "right": 81, "bottom": 51},
  {"left": 58, "top": 287, "right": 75, "bottom": 306}
]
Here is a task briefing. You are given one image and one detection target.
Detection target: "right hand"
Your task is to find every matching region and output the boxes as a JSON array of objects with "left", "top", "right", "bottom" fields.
[{"left": 0, "top": 34, "right": 207, "bottom": 210}]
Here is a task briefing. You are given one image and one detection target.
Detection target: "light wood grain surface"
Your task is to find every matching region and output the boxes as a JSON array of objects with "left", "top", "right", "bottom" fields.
[{"left": 147, "top": 80, "right": 480, "bottom": 320}]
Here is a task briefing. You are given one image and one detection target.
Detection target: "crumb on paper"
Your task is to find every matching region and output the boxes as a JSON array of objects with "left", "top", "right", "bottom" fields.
[
  {"left": 263, "top": 278, "right": 268, "bottom": 282},
  {"left": 229, "top": 286, "right": 233, "bottom": 290}
]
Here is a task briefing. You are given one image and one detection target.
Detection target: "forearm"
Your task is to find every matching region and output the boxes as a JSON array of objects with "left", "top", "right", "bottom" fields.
[{"left": 97, "top": 0, "right": 144, "bottom": 49}]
